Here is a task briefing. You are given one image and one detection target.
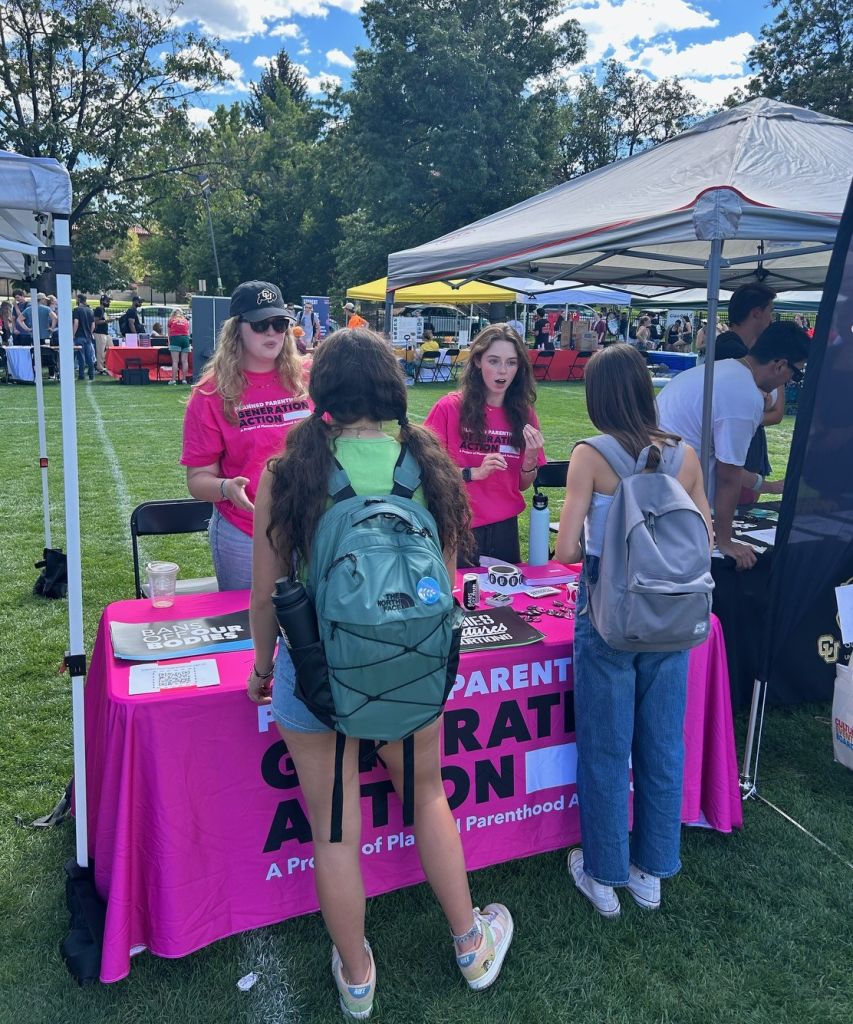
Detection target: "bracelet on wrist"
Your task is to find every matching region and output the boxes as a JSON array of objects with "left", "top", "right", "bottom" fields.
[
  {"left": 220, "top": 478, "right": 228, "bottom": 501},
  {"left": 252, "top": 664, "right": 274, "bottom": 680},
  {"left": 521, "top": 463, "right": 537, "bottom": 473}
]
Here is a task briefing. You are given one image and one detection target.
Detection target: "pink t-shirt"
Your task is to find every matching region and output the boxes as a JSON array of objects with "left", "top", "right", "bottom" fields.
[
  {"left": 181, "top": 370, "right": 313, "bottom": 536},
  {"left": 424, "top": 391, "right": 546, "bottom": 529}
]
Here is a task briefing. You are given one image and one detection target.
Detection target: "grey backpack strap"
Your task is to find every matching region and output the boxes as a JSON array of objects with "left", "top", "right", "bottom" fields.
[
  {"left": 391, "top": 444, "right": 422, "bottom": 499},
  {"left": 656, "top": 440, "right": 686, "bottom": 476},
  {"left": 329, "top": 459, "right": 356, "bottom": 502},
  {"left": 575, "top": 435, "right": 637, "bottom": 479}
]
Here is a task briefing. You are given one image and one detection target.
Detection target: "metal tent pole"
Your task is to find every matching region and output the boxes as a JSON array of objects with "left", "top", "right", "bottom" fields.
[
  {"left": 55, "top": 217, "right": 88, "bottom": 867},
  {"left": 699, "top": 238, "right": 722, "bottom": 484}
]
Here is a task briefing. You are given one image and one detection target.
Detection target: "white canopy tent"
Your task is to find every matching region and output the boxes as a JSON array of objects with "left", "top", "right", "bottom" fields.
[
  {"left": 387, "top": 99, "right": 853, "bottom": 480},
  {"left": 493, "top": 277, "right": 633, "bottom": 307},
  {"left": 0, "top": 150, "right": 88, "bottom": 867}
]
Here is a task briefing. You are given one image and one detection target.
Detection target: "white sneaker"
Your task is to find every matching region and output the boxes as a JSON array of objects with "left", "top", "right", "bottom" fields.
[
  {"left": 627, "top": 864, "right": 661, "bottom": 910},
  {"left": 568, "top": 849, "right": 621, "bottom": 918},
  {"left": 331, "top": 941, "right": 375, "bottom": 1019}
]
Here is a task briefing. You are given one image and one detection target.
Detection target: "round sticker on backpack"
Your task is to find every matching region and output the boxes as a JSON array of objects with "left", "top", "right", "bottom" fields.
[{"left": 417, "top": 577, "right": 441, "bottom": 605}]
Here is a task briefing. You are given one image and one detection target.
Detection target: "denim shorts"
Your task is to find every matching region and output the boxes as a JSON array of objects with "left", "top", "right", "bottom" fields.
[{"left": 270, "top": 644, "right": 331, "bottom": 734}]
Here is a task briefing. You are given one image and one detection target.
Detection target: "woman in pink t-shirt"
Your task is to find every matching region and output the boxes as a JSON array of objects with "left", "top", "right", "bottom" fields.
[
  {"left": 181, "top": 280, "right": 312, "bottom": 590},
  {"left": 424, "top": 324, "right": 545, "bottom": 564}
]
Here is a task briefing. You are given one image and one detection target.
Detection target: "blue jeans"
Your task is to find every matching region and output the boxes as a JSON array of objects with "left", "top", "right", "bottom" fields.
[
  {"left": 573, "top": 562, "right": 689, "bottom": 886},
  {"left": 76, "top": 339, "right": 95, "bottom": 379},
  {"left": 208, "top": 506, "right": 253, "bottom": 590}
]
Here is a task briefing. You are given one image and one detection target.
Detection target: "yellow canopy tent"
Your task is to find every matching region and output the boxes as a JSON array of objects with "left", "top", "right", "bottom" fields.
[{"left": 346, "top": 276, "right": 516, "bottom": 304}]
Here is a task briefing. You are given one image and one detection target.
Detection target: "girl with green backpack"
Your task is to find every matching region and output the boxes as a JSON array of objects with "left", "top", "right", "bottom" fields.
[{"left": 248, "top": 328, "right": 514, "bottom": 1019}]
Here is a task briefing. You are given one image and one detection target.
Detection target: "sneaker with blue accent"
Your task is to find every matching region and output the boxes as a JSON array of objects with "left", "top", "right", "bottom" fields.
[
  {"left": 331, "top": 940, "right": 375, "bottom": 1019},
  {"left": 455, "top": 904, "right": 514, "bottom": 991}
]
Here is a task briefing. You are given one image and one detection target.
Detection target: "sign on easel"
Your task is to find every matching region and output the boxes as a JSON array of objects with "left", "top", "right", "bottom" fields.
[{"left": 392, "top": 316, "right": 423, "bottom": 346}]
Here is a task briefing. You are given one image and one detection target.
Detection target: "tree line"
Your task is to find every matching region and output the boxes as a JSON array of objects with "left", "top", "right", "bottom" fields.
[{"left": 0, "top": 0, "right": 847, "bottom": 298}]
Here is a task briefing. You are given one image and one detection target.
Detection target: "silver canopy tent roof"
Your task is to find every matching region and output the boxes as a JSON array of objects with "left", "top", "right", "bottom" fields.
[
  {"left": 0, "top": 150, "right": 72, "bottom": 277},
  {"left": 387, "top": 100, "right": 852, "bottom": 294}
]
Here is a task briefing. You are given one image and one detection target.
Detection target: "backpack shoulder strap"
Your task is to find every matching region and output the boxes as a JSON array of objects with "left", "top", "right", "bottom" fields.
[
  {"left": 391, "top": 443, "right": 422, "bottom": 499},
  {"left": 655, "top": 440, "right": 686, "bottom": 477},
  {"left": 328, "top": 458, "right": 357, "bottom": 502},
  {"left": 575, "top": 435, "right": 637, "bottom": 479}
]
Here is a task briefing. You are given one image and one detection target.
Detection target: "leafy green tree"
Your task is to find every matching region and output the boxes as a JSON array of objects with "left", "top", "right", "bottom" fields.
[
  {"left": 145, "top": 66, "right": 342, "bottom": 300},
  {"left": 0, "top": 0, "right": 226, "bottom": 285},
  {"left": 331, "top": 0, "right": 586, "bottom": 285},
  {"left": 731, "top": 0, "right": 852, "bottom": 120},
  {"left": 555, "top": 61, "right": 700, "bottom": 180},
  {"left": 246, "top": 50, "right": 310, "bottom": 126}
]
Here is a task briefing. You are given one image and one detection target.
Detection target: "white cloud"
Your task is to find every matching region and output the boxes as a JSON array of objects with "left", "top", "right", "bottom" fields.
[
  {"left": 253, "top": 55, "right": 275, "bottom": 69},
  {"left": 298, "top": 44, "right": 312, "bottom": 55},
  {"left": 172, "top": 0, "right": 362, "bottom": 41},
  {"left": 295, "top": 62, "right": 342, "bottom": 95},
  {"left": 555, "top": 0, "right": 718, "bottom": 64},
  {"left": 551, "top": 2, "right": 756, "bottom": 112},
  {"left": 186, "top": 106, "right": 215, "bottom": 127},
  {"left": 633, "top": 32, "right": 755, "bottom": 79},
  {"left": 679, "top": 74, "right": 752, "bottom": 108},
  {"left": 213, "top": 54, "right": 251, "bottom": 93},
  {"left": 270, "top": 22, "right": 302, "bottom": 38},
  {"left": 326, "top": 48, "right": 354, "bottom": 68}
]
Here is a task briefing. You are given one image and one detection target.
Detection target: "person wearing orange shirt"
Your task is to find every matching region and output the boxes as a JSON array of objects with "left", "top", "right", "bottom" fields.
[{"left": 343, "top": 301, "right": 367, "bottom": 329}]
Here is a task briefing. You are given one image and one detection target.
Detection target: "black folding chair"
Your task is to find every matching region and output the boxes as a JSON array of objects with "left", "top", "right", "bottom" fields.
[
  {"left": 0, "top": 346, "right": 8, "bottom": 384},
  {"left": 414, "top": 352, "right": 449, "bottom": 383},
  {"left": 531, "top": 350, "right": 555, "bottom": 381},
  {"left": 156, "top": 348, "right": 173, "bottom": 382},
  {"left": 445, "top": 347, "right": 462, "bottom": 380},
  {"left": 533, "top": 460, "right": 570, "bottom": 536},
  {"left": 131, "top": 499, "right": 218, "bottom": 599},
  {"left": 567, "top": 351, "right": 592, "bottom": 381}
]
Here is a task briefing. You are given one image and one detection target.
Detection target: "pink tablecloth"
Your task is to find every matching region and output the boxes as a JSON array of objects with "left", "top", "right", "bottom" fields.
[{"left": 84, "top": 580, "right": 741, "bottom": 983}]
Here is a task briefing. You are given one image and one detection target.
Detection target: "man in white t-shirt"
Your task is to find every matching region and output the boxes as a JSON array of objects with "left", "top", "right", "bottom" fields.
[
  {"left": 298, "top": 301, "right": 320, "bottom": 348},
  {"left": 657, "top": 322, "right": 809, "bottom": 570}
]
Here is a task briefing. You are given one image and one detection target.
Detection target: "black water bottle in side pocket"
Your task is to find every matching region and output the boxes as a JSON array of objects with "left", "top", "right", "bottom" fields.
[{"left": 271, "top": 577, "right": 333, "bottom": 725}]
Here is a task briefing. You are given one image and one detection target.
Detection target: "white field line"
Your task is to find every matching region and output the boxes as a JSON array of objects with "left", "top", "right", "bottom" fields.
[
  {"left": 239, "top": 929, "right": 303, "bottom": 1024},
  {"left": 84, "top": 385, "right": 136, "bottom": 557}
]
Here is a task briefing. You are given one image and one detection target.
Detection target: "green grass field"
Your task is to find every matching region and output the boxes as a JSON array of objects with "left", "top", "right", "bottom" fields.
[{"left": 1, "top": 378, "right": 851, "bottom": 1024}]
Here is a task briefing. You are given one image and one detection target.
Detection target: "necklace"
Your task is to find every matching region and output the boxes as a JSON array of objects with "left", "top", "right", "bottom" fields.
[{"left": 337, "top": 421, "right": 384, "bottom": 438}]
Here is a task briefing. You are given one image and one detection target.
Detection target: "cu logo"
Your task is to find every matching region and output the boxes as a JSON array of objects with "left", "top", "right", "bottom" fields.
[{"left": 258, "top": 288, "right": 277, "bottom": 304}]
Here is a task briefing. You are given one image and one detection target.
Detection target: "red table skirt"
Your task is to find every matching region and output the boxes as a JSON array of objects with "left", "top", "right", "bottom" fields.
[{"left": 105, "top": 347, "right": 193, "bottom": 382}]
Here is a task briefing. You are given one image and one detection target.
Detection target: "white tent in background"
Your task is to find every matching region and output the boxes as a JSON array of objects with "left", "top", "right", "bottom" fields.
[
  {"left": 0, "top": 151, "right": 88, "bottom": 868},
  {"left": 493, "top": 277, "right": 633, "bottom": 307},
  {"left": 387, "top": 98, "right": 853, "bottom": 479}
]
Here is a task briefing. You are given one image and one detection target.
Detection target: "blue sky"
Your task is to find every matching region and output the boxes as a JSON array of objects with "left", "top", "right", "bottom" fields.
[{"left": 172, "top": 0, "right": 771, "bottom": 126}]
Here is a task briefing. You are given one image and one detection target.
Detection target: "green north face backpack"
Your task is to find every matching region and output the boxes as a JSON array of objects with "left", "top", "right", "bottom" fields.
[{"left": 295, "top": 444, "right": 462, "bottom": 839}]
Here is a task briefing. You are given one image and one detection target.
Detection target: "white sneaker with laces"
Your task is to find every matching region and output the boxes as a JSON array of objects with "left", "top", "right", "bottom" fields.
[
  {"left": 626, "top": 864, "right": 661, "bottom": 910},
  {"left": 568, "top": 849, "right": 621, "bottom": 918}
]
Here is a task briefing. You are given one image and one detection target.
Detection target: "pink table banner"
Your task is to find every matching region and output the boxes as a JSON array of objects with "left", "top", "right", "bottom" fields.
[{"left": 83, "top": 577, "right": 741, "bottom": 983}]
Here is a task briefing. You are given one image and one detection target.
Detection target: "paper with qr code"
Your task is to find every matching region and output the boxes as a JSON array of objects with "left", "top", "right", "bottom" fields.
[{"left": 128, "top": 659, "right": 221, "bottom": 695}]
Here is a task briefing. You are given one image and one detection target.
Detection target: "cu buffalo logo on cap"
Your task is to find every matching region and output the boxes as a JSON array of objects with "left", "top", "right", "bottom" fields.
[
  {"left": 417, "top": 577, "right": 441, "bottom": 605},
  {"left": 257, "top": 287, "right": 278, "bottom": 305}
]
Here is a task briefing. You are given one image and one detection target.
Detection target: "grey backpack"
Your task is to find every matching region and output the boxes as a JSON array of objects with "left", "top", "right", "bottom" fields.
[{"left": 578, "top": 435, "right": 713, "bottom": 652}]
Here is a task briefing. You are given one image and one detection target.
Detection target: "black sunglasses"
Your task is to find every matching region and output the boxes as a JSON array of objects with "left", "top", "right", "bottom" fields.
[
  {"left": 243, "top": 316, "right": 289, "bottom": 334},
  {"left": 787, "top": 362, "right": 805, "bottom": 383}
]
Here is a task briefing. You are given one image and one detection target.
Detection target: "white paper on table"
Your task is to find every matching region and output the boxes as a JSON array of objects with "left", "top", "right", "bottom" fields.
[
  {"left": 835, "top": 584, "right": 853, "bottom": 644},
  {"left": 128, "top": 658, "right": 221, "bottom": 694},
  {"left": 740, "top": 527, "right": 777, "bottom": 545}
]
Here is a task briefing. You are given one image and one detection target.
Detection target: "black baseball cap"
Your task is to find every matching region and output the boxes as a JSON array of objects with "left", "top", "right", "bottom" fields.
[{"left": 230, "top": 280, "right": 292, "bottom": 323}]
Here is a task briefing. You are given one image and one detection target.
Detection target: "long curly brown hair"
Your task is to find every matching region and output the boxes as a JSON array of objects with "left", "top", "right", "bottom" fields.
[
  {"left": 459, "top": 324, "right": 537, "bottom": 449},
  {"left": 267, "top": 327, "right": 472, "bottom": 565}
]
